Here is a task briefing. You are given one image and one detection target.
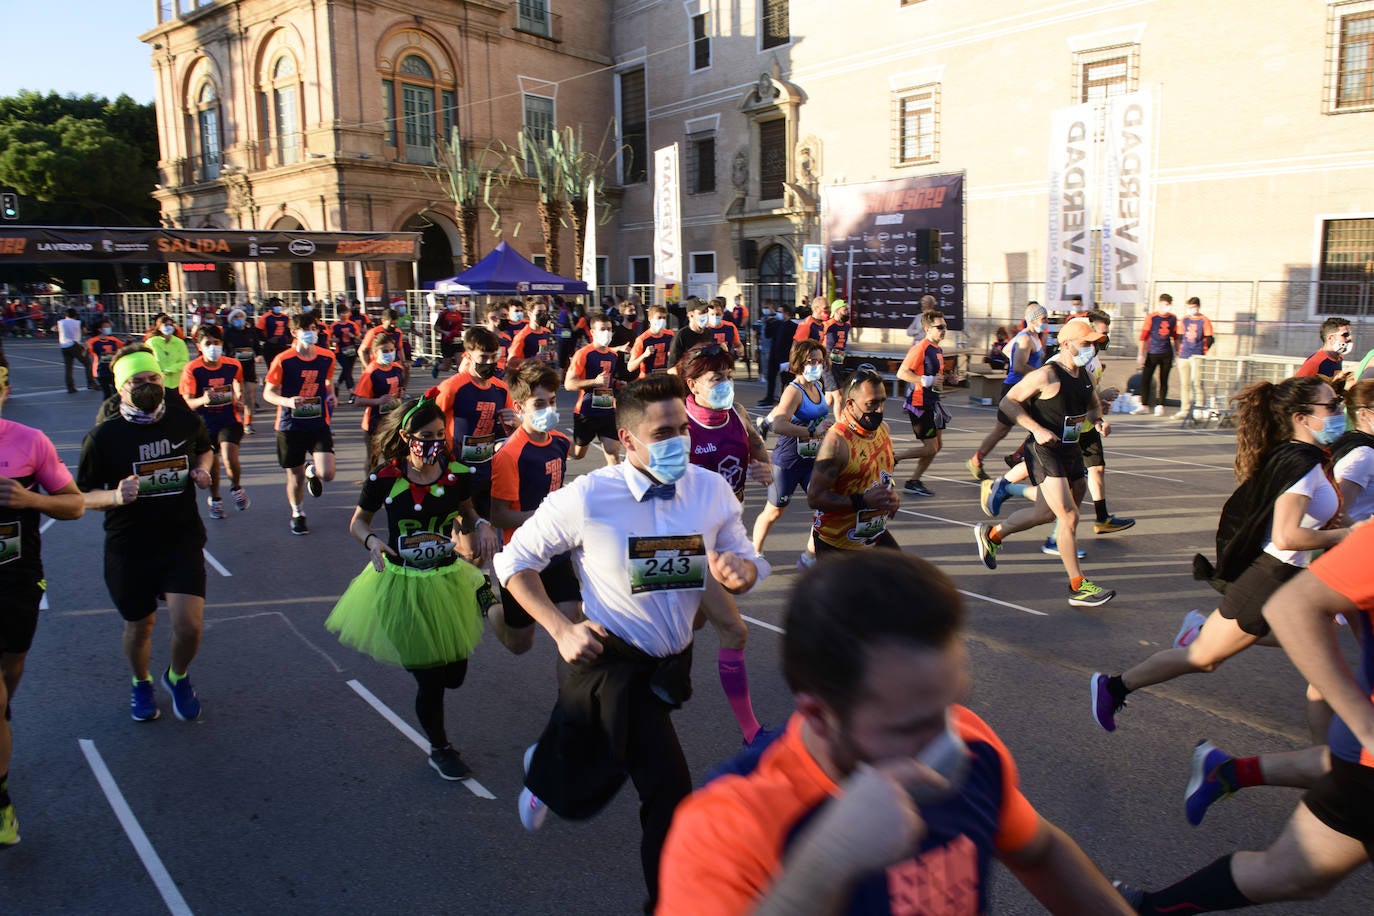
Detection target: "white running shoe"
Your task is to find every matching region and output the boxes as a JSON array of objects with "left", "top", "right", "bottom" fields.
[{"left": 1173, "top": 609, "right": 1206, "bottom": 648}]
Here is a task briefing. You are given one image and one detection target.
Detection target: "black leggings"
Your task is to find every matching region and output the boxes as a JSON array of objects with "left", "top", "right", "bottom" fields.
[
  {"left": 406, "top": 659, "right": 468, "bottom": 748},
  {"left": 1141, "top": 352, "right": 1174, "bottom": 408},
  {"left": 336, "top": 355, "right": 357, "bottom": 390}
]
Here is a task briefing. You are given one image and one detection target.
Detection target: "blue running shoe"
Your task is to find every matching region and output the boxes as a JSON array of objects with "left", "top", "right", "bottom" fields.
[
  {"left": 130, "top": 679, "right": 160, "bottom": 722},
  {"left": 1041, "top": 537, "right": 1087, "bottom": 558},
  {"left": 160, "top": 669, "right": 201, "bottom": 722},
  {"left": 987, "top": 476, "right": 1010, "bottom": 517},
  {"left": 1184, "top": 739, "right": 1236, "bottom": 826}
]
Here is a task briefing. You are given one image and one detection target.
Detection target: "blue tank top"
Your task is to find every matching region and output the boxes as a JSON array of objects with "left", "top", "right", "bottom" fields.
[
  {"left": 1004, "top": 333, "right": 1044, "bottom": 386},
  {"left": 771, "top": 380, "right": 830, "bottom": 468}
]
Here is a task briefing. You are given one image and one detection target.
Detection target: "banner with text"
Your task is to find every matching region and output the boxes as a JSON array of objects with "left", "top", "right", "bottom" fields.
[
  {"left": 1100, "top": 91, "right": 1154, "bottom": 304},
  {"left": 581, "top": 178, "right": 599, "bottom": 302},
  {"left": 0, "top": 227, "right": 420, "bottom": 264},
  {"left": 652, "top": 144, "right": 682, "bottom": 288},
  {"left": 822, "top": 172, "right": 965, "bottom": 330},
  {"left": 1045, "top": 103, "right": 1098, "bottom": 310}
]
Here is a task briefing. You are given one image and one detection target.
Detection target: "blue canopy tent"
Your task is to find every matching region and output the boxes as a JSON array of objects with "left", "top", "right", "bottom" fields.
[{"left": 426, "top": 241, "right": 589, "bottom": 295}]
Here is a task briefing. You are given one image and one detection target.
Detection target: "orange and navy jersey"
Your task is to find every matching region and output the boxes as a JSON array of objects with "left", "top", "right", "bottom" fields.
[
  {"left": 489, "top": 426, "right": 571, "bottom": 544},
  {"left": 793, "top": 315, "right": 825, "bottom": 343},
  {"left": 630, "top": 329, "right": 674, "bottom": 377},
  {"left": 331, "top": 320, "right": 361, "bottom": 358},
  {"left": 87, "top": 335, "right": 122, "bottom": 375},
  {"left": 824, "top": 319, "right": 851, "bottom": 354},
  {"left": 902, "top": 338, "right": 943, "bottom": 409},
  {"left": 355, "top": 362, "right": 406, "bottom": 431},
  {"left": 1297, "top": 350, "right": 1343, "bottom": 378},
  {"left": 257, "top": 312, "right": 291, "bottom": 346},
  {"left": 658, "top": 709, "right": 1041, "bottom": 916},
  {"left": 180, "top": 356, "right": 245, "bottom": 424},
  {"left": 266, "top": 348, "right": 335, "bottom": 431},
  {"left": 495, "top": 329, "right": 513, "bottom": 371},
  {"left": 1179, "top": 314, "right": 1214, "bottom": 359},
  {"left": 509, "top": 326, "right": 555, "bottom": 364},
  {"left": 812, "top": 417, "right": 894, "bottom": 550},
  {"left": 708, "top": 322, "right": 740, "bottom": 351},
  {"left": 568, "top": 345, "right": 621, "bottom": 415},
  {"left": 1310, "top": 522, "right": 1374, "bottom": 769},
  {"left": 1139, "top": 312, "right": 1178, "bottom": 355},
  {"left": 436, "top": 371, "right": 512, "bottom": 480}
]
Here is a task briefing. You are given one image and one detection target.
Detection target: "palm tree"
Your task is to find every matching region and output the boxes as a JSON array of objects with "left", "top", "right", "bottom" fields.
[
  {"left": 427, "top": 128, "right": 504, "bottom": 270},
  {"left": 501, "top": 127, "right": 569, "bottom": 276},
  {"left": 559, "top": 124, "right": 623, "bottom": 281}
]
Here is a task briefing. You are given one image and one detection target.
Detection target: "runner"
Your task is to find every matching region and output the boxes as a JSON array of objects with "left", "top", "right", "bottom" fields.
[
  {"left": 752, "top": 339, "right": 833, "bottom": 565},
  {"left": 1089, "top": 375, "right": 1350, "bottom": 732},
  {"left": 360, "top": 308, "right": 408, "bottom": 387},
  {"left": 968, "top": 303, "right": 1047, "bottom": 480},
  {"left": 488, "top": 362, "right": 578, "bottom": 655},
  {"left": 1296, "top": 316, "right": 1354, "bottom": 380},
  {"left": 436, "top": 327, "right": 515, "bottom": 522},
  {"left": 0, "top": 364, "right": 85, "bottom": 847},
  {"left": 807, "top": 366, "right": 901, "bottom": 556},
  {"left": 493, "top": 373, "right": 766, "bottom": 910},
  {"left": 353, "top": 335, "right": 407, "bottom": 471},
  {"left": 658, "top": 550, "right": 1133, "bottom": 915},
  {"left": 507, "top": 308, "right": 557, "bottom": 373},
  {"left": 1334, "top": 379, "right": 1374, "bottom": 523},
  {"left": 665, "top": 298, "right": 713, "bottom": 368},
  {"left": 432, "top": 296, "right": 466, "bottom": 378},
  {"left": 77, "top": 344, "right": 214, "bottom": 722},
  {"left": 822, "top": 299, "right": 851, "bottom": 366},
  {"left": 705, "top": 300, "right": 744, "bottom": 359},
  {"left": 679, "top": 343, "right": 771, "bottom": 501},
  {"left": 329, "top": 301, "right": 363, "bottom": 397},
  {"left": 86, "top": 319, "right": 123, "bottom": 400},
  {"left": 972, "top": 318, "right": 1115, "bottom": 608},
  {"left": 145, "top": 313, "right": 191, "bottom": 393},
  {"left": 325, "top": 390, "right": 499, "bottom": 781},
  {"left": 792, "top": 298, "right": 830, "bottom": 344},
  {"left": 263, "top": 311, "right": 338, "bottom": 535},
  {"left": 178, "top": 325, "right": 249, "bottom": 518},
  {"left": 255, "top": 298, "right": 291, "bottom": 369},
  {"left": 222, "top": 307, "right": 261, "bottom": 434},
  {"left": 893, "top": 309, "right": 949, "bottom": 497},
  {"left": 564, "top": 312, "right": 625, "bottom": 466},
  {"left": 626, "top": 304, "right": 674, "bottom": 378}
]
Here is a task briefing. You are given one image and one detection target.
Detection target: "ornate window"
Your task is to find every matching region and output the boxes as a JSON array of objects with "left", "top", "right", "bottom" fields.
[
  {"left": 758, "top": 244, "right": 795, "bottom": 311},
  {"left": 196, "top": 82, "right": 221, "bottom": 180},
  {"left": 258, "top": 55, "right": 301, "bottom": 167},
  {"left": 1331, "top": 3, "right": 1374, "bottom": 111}
]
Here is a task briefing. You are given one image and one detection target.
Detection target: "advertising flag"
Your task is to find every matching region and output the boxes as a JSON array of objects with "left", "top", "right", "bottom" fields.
[
  {"left": 1045, "top": 103, "right": 1097, "bottom": 310},
  {"left": 1101, "top": 91, "right": 1154, "bottom": 304}
]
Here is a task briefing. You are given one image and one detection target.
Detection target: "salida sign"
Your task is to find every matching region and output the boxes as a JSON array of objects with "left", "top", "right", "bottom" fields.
[{"left": 0, "top": 227, "right": 420, "bottom": 264}]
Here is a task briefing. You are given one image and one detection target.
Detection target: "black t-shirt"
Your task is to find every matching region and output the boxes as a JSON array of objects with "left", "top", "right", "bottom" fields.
[
  {"left": 667, "top": 325, "right": 712, "bottom": 368},
  {"left": 359, "top": 459, "right": 475, "bottom": 569},
  {"left": 77, "top": 405, "right": 212, "bottom": 548}
]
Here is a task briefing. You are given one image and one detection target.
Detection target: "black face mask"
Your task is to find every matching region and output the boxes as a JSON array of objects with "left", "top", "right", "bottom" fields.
[
  {"left": 470, "top": 361, "right": 497, "bottom": 380},
  {"left": 130, "top": 382, "right": 165, "bottom": 412},
  {"left": 853, "top": 408, "right": 884, "bottom": 431}
]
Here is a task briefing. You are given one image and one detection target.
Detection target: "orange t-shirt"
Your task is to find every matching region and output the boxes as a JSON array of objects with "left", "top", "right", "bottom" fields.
[{"left": 1309, "top": 522, "right": 1374, "bottom": 768}]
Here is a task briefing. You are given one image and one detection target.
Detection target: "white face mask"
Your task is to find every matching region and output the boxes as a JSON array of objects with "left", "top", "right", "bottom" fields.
[
  {"left": 1071, "top": 343, "right": 1095, "bottom": 367},
  {"left": 201, "top": 345, "right": 222, "bottom": 362},
  {"left": 527, "top": 405, "right": 559, "bottom": 433},
  {"left": 1336, "top": 339, "right": 1354, "bottom": 356},
  {"left": 377, "top": 350, "right": 396, "bottom": 365},
  {"left": 803, "top": 363, "right": 825, "bottom": 383},
  {"left": 707, "top": 314, "right": 723, "bottom": 328},
  {"left": 593, "top": 329, "right": 613, "bottom": 348},
  {"left": 650, "top": 318, "right": 667, "bottom": 333}
]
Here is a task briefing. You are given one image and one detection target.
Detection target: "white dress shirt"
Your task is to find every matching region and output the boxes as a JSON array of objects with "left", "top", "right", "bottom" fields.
[
  {"left": 494, "top": 461, "right": 769, "bottom": 657},
  {"left": 58, "top": 317, "right": 83, "bottom": 348}
]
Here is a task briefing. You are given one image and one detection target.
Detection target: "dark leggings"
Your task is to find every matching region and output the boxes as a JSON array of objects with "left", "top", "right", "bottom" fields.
[
  {"left": 1141, "top": 352, "right": 1174, "bottom": 408},
  {"left": 337, "top": 355, "right": 357, "bottom": 390},
  {"left": 406, "top": 659, "right": 468, "bottom": 748}
]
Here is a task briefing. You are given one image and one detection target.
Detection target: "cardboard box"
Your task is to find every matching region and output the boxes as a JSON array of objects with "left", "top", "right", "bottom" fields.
[{"left": 967, "top": 371, "right": 1006, "bottom": 405}]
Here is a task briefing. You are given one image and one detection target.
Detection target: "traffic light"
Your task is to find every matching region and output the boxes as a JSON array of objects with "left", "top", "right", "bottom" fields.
[{"left": 0, "top": 192, "right": 17, "bottom": 220}]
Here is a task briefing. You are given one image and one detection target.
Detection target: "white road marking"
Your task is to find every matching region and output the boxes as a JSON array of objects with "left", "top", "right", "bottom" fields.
[
  {"left": 201, "top": 549, "right": 231, "bottom": 577},
  {"left": 740, "top": 614, "right": 784, "bottom": 634},
  {"left": 40, "top": 517, "right": 56, "bottom": 534},
  {"left": 1106, "top": 449, "right": 1233, "bottom": 472},
  {"left": 346, "top": 678, "right": 496, "bottom": 799},
  {"left": 956, "top": 588, "right": 1050, "bottom": 617},
  {"left": 78, "top": 739, "right": 195, "bottom": 916},
  {"left": 897, "top": 507, "right": 974, "bottom": 528},
  {"left": 205, "top": 611, "right": 344, "bottom": 673},
  {"left": 7, "top": 387, "right": 72, "bottom": 399}
]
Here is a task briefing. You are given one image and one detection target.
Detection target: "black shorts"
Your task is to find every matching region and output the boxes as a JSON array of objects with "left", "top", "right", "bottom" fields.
[
  {"left": 813, "top": 529, "right": 900, "bottom": 556},
  {"left": 104, "top": 541, "right": 207, "bottom": 622},
  {"left": 238, "top": 360, "right": 258, "bottom": 384},
  {"left": 906, "top": 403, "right": 946, "bottom": 441},
  {"left": 207, "top": 420, "right": 244, "bottom": 449},
  {"left": 1077, "top": 427, "right": 1105, "bottom": 469},
  {"left": 498, "top": 557, "right": 581, "bottom": 628},
  {"left": 573, "top": 412, "right": 617, "bottom": 447},
  {"left": 1219, "top": 553, "right": 1301, "bottom": 638},
  {"left": 1304, "top": 755, "right": 1374, "bottom": 856},
  {"left": 440, "top": 341, "right": 461, "bottom": 359},
  {"left": 1026, "top": 441, "right": 1087, "bottom": 485},
  {"left": 276, "top": 428, "right": 335, "bottom": 469},
  {"left": 0, "top": 581, "right": 44, "bottom": 653},
  {"left": 994, "top": 382, "right": 1017, "bottom": 426},
  {"left": 766, "top": 459, "right": 814, "bottom": 508}
]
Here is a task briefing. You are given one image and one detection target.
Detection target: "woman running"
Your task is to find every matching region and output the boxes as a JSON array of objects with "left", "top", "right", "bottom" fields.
[
  {"left": 1091, "top": 375, "right": 1351, "bottom": 736},
  {"left": 1333, "top": 378, "right": 1374, "bottom": 523},
  {"left": 326, "top": 389, "right": 500, "bottom": 781}
]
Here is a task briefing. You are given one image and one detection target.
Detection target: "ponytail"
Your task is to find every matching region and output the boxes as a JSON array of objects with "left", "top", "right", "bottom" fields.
[{"left": 1233, "top": 376, "right": 1329, "bottom": 481}]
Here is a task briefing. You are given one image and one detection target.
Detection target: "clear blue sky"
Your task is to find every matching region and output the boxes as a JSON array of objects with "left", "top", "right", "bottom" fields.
[{"left": 0, "top": 5, "right": 157, "bottom": 102}]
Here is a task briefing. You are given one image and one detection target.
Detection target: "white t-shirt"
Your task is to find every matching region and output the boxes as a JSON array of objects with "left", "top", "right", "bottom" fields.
[
  {"left": 1263, "top": 464, "right": 1340, "bottom": 566},
  {"left": 1335, "top": 445, "right": 1374, "bottom": 523},
  {"left": 57, "top": 317, "right": 83, "bottom": 348}
]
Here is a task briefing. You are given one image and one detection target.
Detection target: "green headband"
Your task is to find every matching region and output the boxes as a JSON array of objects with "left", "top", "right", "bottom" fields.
[
  {"left": 113, "top": 351, "right": 163, "bottom": 390},
  {"left": 401, "top": 397, "right": 431, "bottom": 429}
]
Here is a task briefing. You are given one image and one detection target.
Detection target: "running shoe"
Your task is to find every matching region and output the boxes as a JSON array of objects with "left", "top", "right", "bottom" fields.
[
  {"left": 796, "top": 551, "right": 817, "bottom": 570},
  {"left": 1069, "top": 579, "right": 1114, "bottom": 607},
  {"left": 1094, "top": 515, "right": 1136, "bottom": 534},
  {"left": 304, "top": 461, "right": 323, "bottom": 498},
  {"left": 130, "top": 679, "right": 160, "bottom": 722},
  {"left": 0, "top": 804, "right": 17, "bottom": 848},
  {"left": 1173, "top": 609, "right": 1206, "bottom": 649},
  {"left": 291, "top": 514, "right": 309, "bottom": 536},
  {"left": 1184, "top": 739, "right": 1236, "bottom": 826},
  {"left": 160, "top": 668, "right": 201, "bottom": 722},
  {"left": 231, "top": 486, "right": 250, "bottom": 512},
  {"left": 519, "top": 743, "right": 549, "bottom": 831},
  {"left": 1003, "top": 444, "right": 1025, "bottom": 468},
  {"left": 981, "top": 477, "right": 1010, "bottom": 518},
  {"left": 1153, "top": 405, "right": 1165, "bottom": 416},
  {"left": 244, "top": 424, "right": 255, "bottom": 436},
  {"left": 1111, "top": 881, "right": 1145, "bottom": 911},
  {"left": 1130, "top": 405, "right": 1149, "bottom": 415},
  {"left": 973, "top": 523, "right": 999, "bottom": 570},
  {"left": 1041, "top": 537, "right": 1087, "bottom": 559},
  {"left": 1090, "top": 673, "right": 1124, "bottom": 731},
  {"left": 429, "top": 746, "right": 472, "bottom": 781},
  {"left": 967, "top": 457, "right": 989, "bottom": 481},
  {"left": 207, "top": 497, "right": 225, "bottom": 520},
  {"left": 754, "top": 415, "right": 772, "bottom": 442},
  {"left": 903, "top": 480, "right": 934, "bottom": 497}
]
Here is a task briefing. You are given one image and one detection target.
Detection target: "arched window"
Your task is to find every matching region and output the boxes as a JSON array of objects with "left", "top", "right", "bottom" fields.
[
  {"left": 196, "top": 82, "right": 221, "bottom": 180},
  {"left": 382, "top": 51, "right": 456, "bottom": 165},
  {"left": 269, "top": 56, "right": 300, "bottom": 166},
  {"left": 758, "top": 244, "right": 796, "bottom": 312}
]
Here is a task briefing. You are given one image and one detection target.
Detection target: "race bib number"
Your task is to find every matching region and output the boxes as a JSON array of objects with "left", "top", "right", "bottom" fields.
[
  {"left": 397, "top": 532, "right": 455, "bottom": 569},
  {"left": 234, "top": 348, "right": 254, "bottom": 361},
  {"left": 591, "top": 387, "right": 615, "bottom": 410},
  {"left": 99, "top": 352, "right": 115, "bottom": 365},
  {"left": 1062, "top": 412, "right": 1086, "bottom": 444},
  {"left": 341, "top": 346, "right": 357, "bottom": 358},
  {"left": 207, "top": 385, "right": 234, "bottom": 406},
  {"left": 847, "top": 508, "right": 889, "bottom": 544},
  {"left": 559, "top": 329, "right": 572, "bottom": 339},
  {"left": 460, "top": 433, "right": 501, "bottom": 464},
  {"left": 292, "top": 397, "right": 323, "bottom": 419},
  {"left": 628, "top": 534, "right": 707, "bottom": 594},
  {"left": 798, "top": 437, "right": 820, "bottom": 459},
  {"left": 0, "top": 521, "right": 20, "bottom": 565},
  {"left": 134, "top": 456, "right": 189, "bottom": 497}
]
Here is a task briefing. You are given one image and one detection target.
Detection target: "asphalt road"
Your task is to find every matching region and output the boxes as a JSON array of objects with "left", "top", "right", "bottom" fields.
[{"left": 1, "top": 336, "right": 1368, "bottom": 915}]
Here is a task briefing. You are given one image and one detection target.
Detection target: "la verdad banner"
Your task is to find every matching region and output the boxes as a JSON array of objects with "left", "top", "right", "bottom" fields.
[
  {"left": 652, "top": 144, "right": 682, "bottom": 287},
  {"left": 1045, "top": 103, "right": 1097, "bottom": 311},
  {"left": 1100, "top": 91, "right": 1154, "bottom": 304},
  {"left": 0, "top": 227, "right": 421, "bottom": 264}
]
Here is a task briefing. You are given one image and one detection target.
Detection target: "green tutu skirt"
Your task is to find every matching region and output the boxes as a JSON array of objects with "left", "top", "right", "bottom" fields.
[{"left": 326, "top": 559, "right": 486, "bottom": 668}]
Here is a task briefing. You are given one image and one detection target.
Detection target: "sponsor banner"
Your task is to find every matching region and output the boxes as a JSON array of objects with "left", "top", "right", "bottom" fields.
[
  {"left": 653, "top": 144, "right": 682, "bottom": 287},
  {"left": 822, "top": 172, "right": 965, "bottom": 330},
  {"left": 581, "top": 178, "right": 598, "bottom": 301},
  {"left": 1101, "top": 91, "right": 1153, "bottom": 304},
  {"left": 0, "top": 227, "right": 420, "bottom": 263},
  {"left": 1045, "top": 103, "right": 1097, "bottom": 310}
]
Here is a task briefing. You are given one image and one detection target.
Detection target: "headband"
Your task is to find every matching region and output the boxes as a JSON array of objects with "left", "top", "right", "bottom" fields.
[
  {"left": 113, "top": 351, "right": 163, "bottom": 390},
  {"left": 401, "top": 386, "right": 442, "bottom": 429}
]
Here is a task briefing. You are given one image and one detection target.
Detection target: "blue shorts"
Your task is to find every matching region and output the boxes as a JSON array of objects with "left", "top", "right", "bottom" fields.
[{"left": 766, "top": 460, "right": 813, "bottom": 508}]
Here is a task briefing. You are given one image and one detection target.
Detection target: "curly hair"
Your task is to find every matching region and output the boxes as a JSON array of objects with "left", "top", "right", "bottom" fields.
[
  {"left": 1232, "top": 375, "right": 1332, "bottom": 482},
  {"left": 370, "top": 391, "right": 445, "bottom": 467}
]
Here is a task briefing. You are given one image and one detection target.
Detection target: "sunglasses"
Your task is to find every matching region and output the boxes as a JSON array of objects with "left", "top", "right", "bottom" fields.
[{"left": 1306, "top": 397, "right": 1344, "bottom": 412}]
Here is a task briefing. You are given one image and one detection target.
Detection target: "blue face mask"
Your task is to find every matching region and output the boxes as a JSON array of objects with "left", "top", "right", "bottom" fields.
[
  {"left": 701, "top": 380, "right": 734, "bottom": 410},
  {"left": 298, "top": 330, "right": 317, "bottom": 347},
  {"left": 803, "top": 364, "right": 825, "bottom": 383},
  {"left": 1309, "top": 413, "right": 1346, "bottom": 446},
  {"left": 634, "top": 433, "right": 690, "bottom": 484},
  {"left": 230, "top": 319, "right": 245, "bottom": 329}
]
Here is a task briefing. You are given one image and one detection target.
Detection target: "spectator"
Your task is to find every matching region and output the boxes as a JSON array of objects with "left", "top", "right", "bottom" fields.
[
  {"left": 1297, "top": 316, "right": 1353, "bottom": 380},
  {"left": 1174, "top": 296, "right": 1215, "bottom": 418},
  {"left": 54, "top": 308, "right": 95, "bottom": 393},
  {"left": 1134, "top": 293, "right": 1179, "bottom": 416}
]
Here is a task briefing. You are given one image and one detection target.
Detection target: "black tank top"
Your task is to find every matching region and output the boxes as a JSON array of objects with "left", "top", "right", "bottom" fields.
[{"left": 1025, "top": 362, "right": 1094, "bottom": 445}]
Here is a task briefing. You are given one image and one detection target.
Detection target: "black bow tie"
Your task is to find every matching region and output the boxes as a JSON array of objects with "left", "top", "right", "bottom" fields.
[{"left": 641, "top": 483, "right": 676, "bottom": 501}]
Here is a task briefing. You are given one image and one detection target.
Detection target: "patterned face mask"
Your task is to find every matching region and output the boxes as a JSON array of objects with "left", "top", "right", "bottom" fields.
[{"left": 408, "top": 436, "right": 446, "bottom": 465}]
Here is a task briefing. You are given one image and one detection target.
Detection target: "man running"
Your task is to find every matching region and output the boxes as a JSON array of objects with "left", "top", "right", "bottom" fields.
[
  {"left": 436, "top": 327, "right": 515, "bottom": 520},
  {"left": 705, "top": 299, "right": 744, "bottom": 359},
  {"left": 222, "top": 307, "right": 261, "bottom": 434},
  {"left": 564, "top": 312, "right": 624, "bottom": 466},
  {"left": 665, "top": 298, "right": 713, "bottom": 368},
  {"left": 893, "top": 310, "right": 948, "bottom": 497},
  {"left": 626, "top": 304, "right": 674, "bottom": 378},
  {"left": 179, "top": 325, "right": 249, "bottom": 518},
  {"left": 87, "top": 319, "right": 123, "bottom": 400},
  {"left": 77, "top": 345, "right": 214, "bottom": 722},
  {"left": 256, "top": 297, "right": 291, "bottom": 369},
  {"left": 1297, "top": 316, "right": 1354, "bottom": 380},
  {"left": 433, "top": 296, "right": 466, "bottom": 378},
  {"left": 264, "top": 312, "right": 337, "bottom": 535}
]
